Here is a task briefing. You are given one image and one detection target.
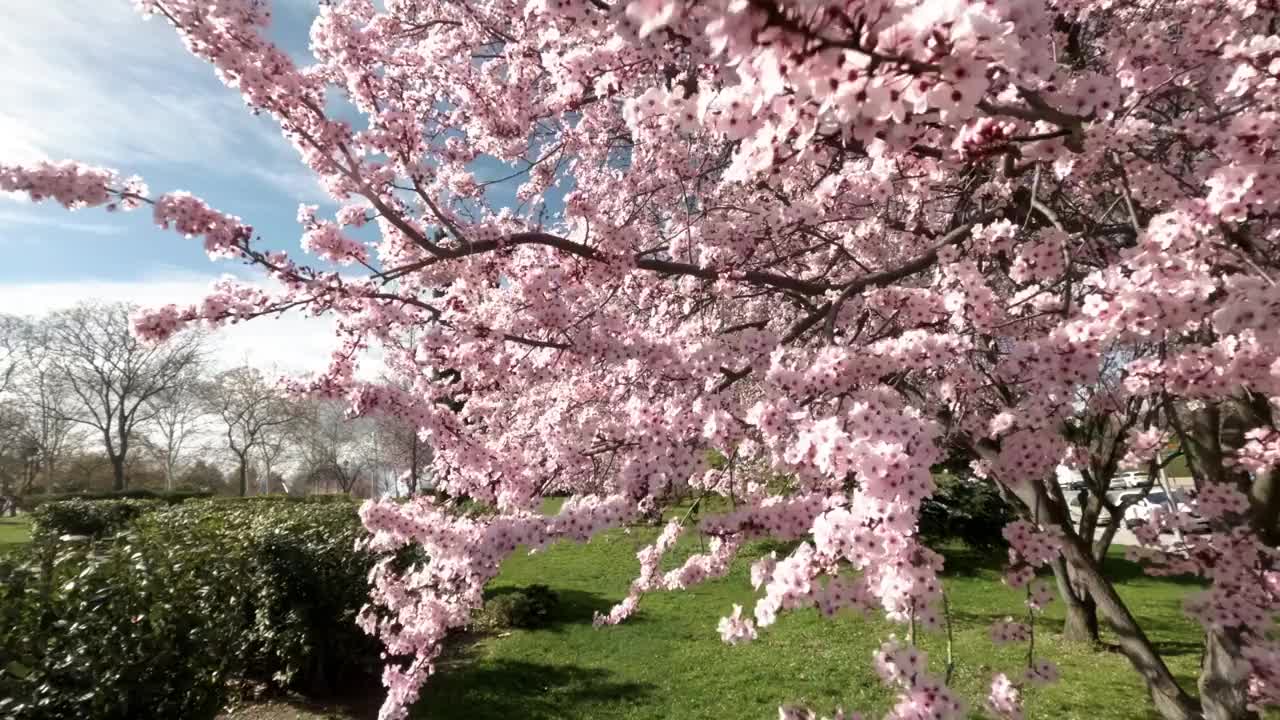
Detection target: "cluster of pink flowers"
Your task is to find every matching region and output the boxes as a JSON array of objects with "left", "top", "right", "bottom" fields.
[
  {"left": 298, "top": 204, "right": 369, "bottom": 264},
  {"left": 990, "top": 618, "right": 1031, "bottom": 645},
  {"left": 873, "top": 639, "right": 967, "bottom": 720},
  {"left": 1194, "top": 484, "right": 1253, "bottom": 521},
  {"left": 130, "top": 304, "right": 189, "bottom": 343},
  {"left": 0, "top": 160, "right": 125, "bottom": 209},
  {"left": 1027, "top": 580, "right": 1055, "bottom": 612},
  {"left": 154, "top": 192, "right": 252, "bottom": 260},
  {"left": 1003, "top": 520, "right": 1064, "bottom": 570},
  {"left": 717, "top": 604, "right": 757, "bottom": 645},
  {"left": 595, "top": 520, "right": 743, "bottom": 627},
  {"left": 1234, "top": 428, "right": 1280, "bottom": 475},
  {"left": 986, "top": 673, "right": 1023, "bottom": 720}
]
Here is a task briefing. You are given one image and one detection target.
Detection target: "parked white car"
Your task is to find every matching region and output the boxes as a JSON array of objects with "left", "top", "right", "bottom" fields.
[
  {"left": 1112, "top": 470, "right": 1151, "bottom": 489},
  {"left": 1106, "top": 489, "right": 1205, "bottom": 531}
]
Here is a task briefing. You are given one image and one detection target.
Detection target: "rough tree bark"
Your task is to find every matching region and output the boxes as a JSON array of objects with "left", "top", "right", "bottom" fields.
[
  {"left": 236, "top": 455, "right": 248, "bottom": 498},
  {"left": 1051, "top": 556, "right": 1100, "bottom": 643}
]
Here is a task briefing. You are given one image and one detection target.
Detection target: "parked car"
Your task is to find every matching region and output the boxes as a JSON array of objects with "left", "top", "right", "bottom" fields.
[
  {"left": 1107, "top": 489, "right": 1208, "bottom": 532},
  {"left": 1060, "top": 478, "right": 1087, "bottom": 493},
  {"left": 1056, "top": 466, "right": 1086, "bottom": 493},
  {"left": 1112, "top": 470, "right": 1151, "bottom": 488}
]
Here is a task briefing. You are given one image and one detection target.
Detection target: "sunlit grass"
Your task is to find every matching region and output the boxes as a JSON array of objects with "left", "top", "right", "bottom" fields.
[
  {"left": 415, "top": 500, "right": 1205, "bottom": 720},
  {"left": 0, "top": 515, "right": 30, "bottom": 547}
]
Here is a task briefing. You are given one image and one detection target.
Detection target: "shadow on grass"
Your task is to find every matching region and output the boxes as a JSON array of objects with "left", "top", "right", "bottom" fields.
[
  {"left": 944, "top": 602, "right": 1205, "bottom": 653},
  {"left": 937, "top": 546, "right": 1005, "bottom": 577},
  {"left": 935, "top": 544, "right": 1203, "bottom": 586},
  {"left": 416, "top": 660, "right": 655, "bottom": 719},
  {"left": 1094, "top": 554, "right": 1204, "bottom": 586}
]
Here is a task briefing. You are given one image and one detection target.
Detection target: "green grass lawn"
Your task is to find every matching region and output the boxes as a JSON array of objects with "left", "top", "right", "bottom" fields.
[
  {"left": 0, "top": 515, "right": 31, "bottom": 546},
  {"left": 0, "top": 499, "right": 1209, "bottom": 720},
  {"left": 415, "top": 504, "right": 1205, "bottom": 720}
]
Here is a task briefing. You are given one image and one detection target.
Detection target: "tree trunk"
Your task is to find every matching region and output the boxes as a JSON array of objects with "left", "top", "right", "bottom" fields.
[
  {"left": 1063, "top": 589, "right": 1100, "bottom": 643},
  {"left": 1052, "top": 556, "right": 1101, "bottom": 643},
  {"left": 1199, "top": 628, "right": 1256, "bottom": 720},
  {"left": 1250, "top": 469, "right": 1278, "bottom": 547},
  {"left": 1059, "top": 532, "right": 1203, "bottom": 720},
  {"left": 1057, "top": 494, "right": 1107, "bottom": 644},
  {"left": 109, "top": 453, "right": 126, "bottom": 491},
  {"left": 116, "top": 410, "right": 130, "bottom": 491},
  {"left": 237, "top": 457, "right": 248, "bottom": 497},
  {"left": 409, "top": 439, "right": 419, "bottom": 496},
  {"left": 999, "top": 469, "right": 1202, "bottom": 720},
  {"left": 1058, "top": 507, "right": 1125, "bottom": 645}
]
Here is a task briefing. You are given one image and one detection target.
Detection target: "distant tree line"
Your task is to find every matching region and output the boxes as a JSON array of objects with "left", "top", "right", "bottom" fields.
[{"left": 0, "top": 301, "right": 430, "bottom": 505}]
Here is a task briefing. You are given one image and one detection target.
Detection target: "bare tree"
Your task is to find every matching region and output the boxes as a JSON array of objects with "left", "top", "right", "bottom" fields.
[
  {"left": 0, "top": 402, "right": 35, "bottom": 510},
  {"left": 46, "top": 303, "right": 204, "bottom": 491},
  {"left": 366, "top": 371, "right": 432, "bottom": 496},
  {"left": 178, "top": 458, "right": 226, "bottom": 494},
  {"left": 0, "top": 314, "right": 23, "bottom": 397},
  {"left": 256, "top": 413, "right": 299, "bottom": 495},
  {"left": 373, "top": 412, "right": 432, "bottom": 496},
  {"left": 299, "top": 399, "right": 375, "bottom": 496},
  {"left": 142, "top": 376, "right": 208, "bottom": 491},
  {"left": 203, "top": 366, "right": 297, "bottom": 497},
  {"left": 14, "top": 319, "right": 87, "bottom": 493}
]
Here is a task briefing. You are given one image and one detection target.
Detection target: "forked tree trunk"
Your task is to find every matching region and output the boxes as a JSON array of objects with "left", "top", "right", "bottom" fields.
[
  {"left": 1057, "top": 533, "right": 1204, "bottom": 720},
  {"left": 1053, "top": 556, "right": 1102, "bottom": 643},
  {"left": 999, "top": 468, "right": 1202, "bottom": 720},
  {"left": 1062, "top": 506, "right": 1126, "bottom": 644}
]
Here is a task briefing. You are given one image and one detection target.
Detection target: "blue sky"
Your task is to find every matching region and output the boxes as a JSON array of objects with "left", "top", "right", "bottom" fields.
[
  {"left": 1, "top": 1, "right": 574, "bottom": 372},
  {"left": 0, "top": 1, "right": 510, "bottom": 372},
  {"left": 0, "top": 1, "right": 351, "bottom": 371},
  {"left": 0, "top": 1, "right": 342, "bottom": 280}
]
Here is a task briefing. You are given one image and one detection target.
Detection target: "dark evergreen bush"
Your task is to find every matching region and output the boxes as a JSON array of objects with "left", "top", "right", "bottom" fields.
[
  {"left": 0, "top": 497, "right": 382, "bottom": 719},
  {"left": 919, "top": 474, "right": 1014, "bottom": 553}
]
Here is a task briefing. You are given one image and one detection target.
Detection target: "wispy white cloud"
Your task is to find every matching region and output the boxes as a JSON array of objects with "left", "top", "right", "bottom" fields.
[
  {"left": 0, "top": 208, "right": 125, "bottom": 239},
  {"left": 0, "top": 4, "right": 376, "bottom": 378},
  {"left": 0, "top": 1, "right": 327, "bottom": 206}
]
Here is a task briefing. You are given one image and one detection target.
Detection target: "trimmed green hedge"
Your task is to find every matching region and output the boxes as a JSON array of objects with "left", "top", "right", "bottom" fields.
[
  {"left": 18, "top": 489, "right": 213, "bottom": 512},
  {"left": 0, "top": 497, "right": 383, "bottom": 720},
  {"left": 29, "top": 499, "right": 162, "bottom": 542}
]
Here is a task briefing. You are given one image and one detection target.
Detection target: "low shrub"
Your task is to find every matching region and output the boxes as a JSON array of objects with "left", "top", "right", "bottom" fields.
[
  {"left": 475, "top": 584, "right": 560, "bottom": 631},
  {"left": 919, "top": 474, "right": 1014, "bottom": 553},
  {"left": 216, "top": 493, "right": 355, "bottom": 504},
  {"left": 0, "top": 518, "right": 248, "bottom": 719},
  {"left": 191, "top": 500, "right": 383, "bottom": 693},
  {"left": 0, "top": 497, "right": 382, "bottom": 720},
  {"left": 29, "top": 498, "right": 162, "bottom": 542}
]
